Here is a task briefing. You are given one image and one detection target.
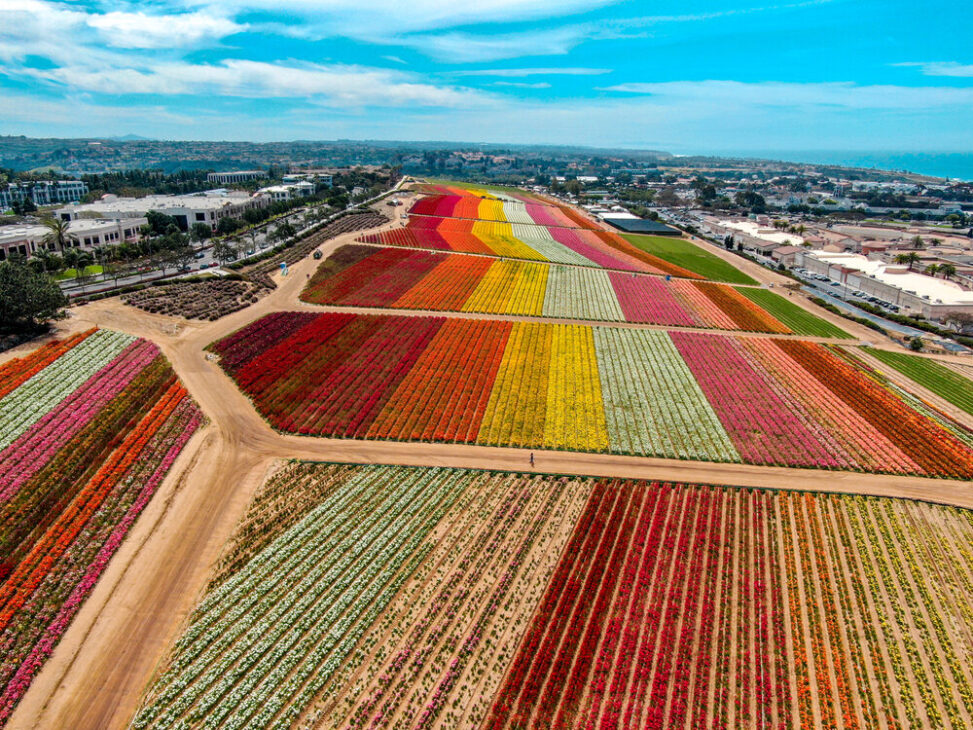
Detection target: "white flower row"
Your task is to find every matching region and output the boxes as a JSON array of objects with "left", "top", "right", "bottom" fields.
[
  {"left": 134, "top": 467, "right": 468, "bottom": 728},
  {"left": 543, "top": 267, "right": 626, "bottom": 322},
  {"left": 0, "top": 330, "right": 134, "bottom": 451},
  {"left": 594, "top": 327, "right": 740, "bottom": 462},
  {"left": 510, "top": 223, "right": 594, "bottom": 267}
]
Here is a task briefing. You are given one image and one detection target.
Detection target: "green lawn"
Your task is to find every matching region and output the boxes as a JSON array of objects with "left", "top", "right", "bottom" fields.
[
  {"left": 865, "top": 349, "right": 973, "bottom": 415},
  {"left": 622, "top": 234, "right": 757, "bottom": 285},
  {"left": 736, "top": 287, "right": 850, "bottom": 338},
  {"left": 55, "top": 264, "right": 103, "bottom": 280}
]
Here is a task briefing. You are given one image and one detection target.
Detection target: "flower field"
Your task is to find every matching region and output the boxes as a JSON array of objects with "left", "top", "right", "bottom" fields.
[
  {"left": 0, "top": 329, "right": 201, "bottom": 723},
  {"left": 298, "top": 244, "right": 831, "bottom": 334},
  {"left": 864, "top": 348, "right": 973, "bottom": 416},
  {"left": 360, "top": 216, "right": 703, "bottom": 277},
  {"left": 133, "top": 463, "right": 973, "bottom": 729},
  {"left": 410, "top": 193, "right": 583, "bottom": 228},
  {"left": 210, "top": 312, "right": 973, "bottom": 477}
]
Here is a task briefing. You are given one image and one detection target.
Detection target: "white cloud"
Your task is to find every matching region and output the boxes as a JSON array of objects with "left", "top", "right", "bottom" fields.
[
  {"left": 897, "top": 62, "right": 973, "bottom": 78},
  {"left": 601, "top": 80, "right": 973, "bottom": 110},
  {"left": 196, "top": 0, "right": 618, "bottom": 36},
  {"left": 493, "top": 81, "right": 551, "bottom": 88},
  {"left": 455, "top": 67, "right": 611, "bottom": 77},
  {"left": 86, "top": 10, "right": 245, "bottom": 49},
  {"left": 397, "top": 27, "right": 587, "bottom": 63},
  {"left": 27, "top": 59, "right": 491, "bottom": 107}
]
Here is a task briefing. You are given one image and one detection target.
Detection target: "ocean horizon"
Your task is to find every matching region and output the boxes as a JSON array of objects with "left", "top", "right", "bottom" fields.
[{"left": 720, "top": 151, "right": 973, "bottom": 182}]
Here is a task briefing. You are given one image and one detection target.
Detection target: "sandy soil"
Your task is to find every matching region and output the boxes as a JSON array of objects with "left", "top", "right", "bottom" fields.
[{"left": 8, "top": 200, "right": 973, "bottom": 730}]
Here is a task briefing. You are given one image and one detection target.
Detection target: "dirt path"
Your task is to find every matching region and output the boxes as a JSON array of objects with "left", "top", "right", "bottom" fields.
[{"left": 8, "top": 207, "right": 973, "bottom": 730}]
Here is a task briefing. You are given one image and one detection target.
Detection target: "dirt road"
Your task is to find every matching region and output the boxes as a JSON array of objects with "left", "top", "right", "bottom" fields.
[{"left": 8, "top": 203, "right": 973, "bottom": 730}]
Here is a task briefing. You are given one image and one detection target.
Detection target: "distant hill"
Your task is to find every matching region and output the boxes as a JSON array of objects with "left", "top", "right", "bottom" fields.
[{"left": 109, "top": 134, "right": 154, "bottom": 142}]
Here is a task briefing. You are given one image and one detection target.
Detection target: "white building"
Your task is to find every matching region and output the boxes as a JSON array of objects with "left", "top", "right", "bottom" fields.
[
  {"left": 257, "top": 181, "right": 316, "bottom": 202},
  {"left": 0, "top": 180, "right": 88, "bottom": 210},
  {"left": 282, "top": 172, "right": 332, "bottom": 187},
  {"left": 798, "top": 250, "right": 973, "bottom": 319},
  {"left": 57, "top": 190, "right": 268, "bottom": 232},
  {"left": 207, "top": 170, "right": 267, "bottom": 185},
  {"left": 0, "top": 218, "right": 145, "bottom": 261}
]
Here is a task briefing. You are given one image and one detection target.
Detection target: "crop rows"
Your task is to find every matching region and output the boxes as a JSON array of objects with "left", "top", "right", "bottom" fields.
[
  {"left": 0, "top": 329, "right": 201, "bottom": 723},
  {"left": 300, "top": 245, "right": 823, "bottom": 333},
  {"left": 134, "top": 464, "right": 973, "bottom": 729},
  {"left": 410, "top": 193, "right": 581, "bottom": 227},
  {"left": 210, "top": 312, "right": 973, "bottom": 477},
  {"left": 864, "top": 348, "right": 973, "bottom": 416},
  {"left": 359, "top": 215, "right": 700, "bottom": 276}
]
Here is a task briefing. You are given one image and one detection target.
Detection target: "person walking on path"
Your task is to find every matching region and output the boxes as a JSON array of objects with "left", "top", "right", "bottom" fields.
[{"left": 529, "top": 452, "right": 534, "bottom": 467}]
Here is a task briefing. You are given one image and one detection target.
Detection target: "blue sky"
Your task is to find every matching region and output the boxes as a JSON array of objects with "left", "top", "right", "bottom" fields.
[{"left": 0, "top": 0, "right": 971, "bottom": 152}]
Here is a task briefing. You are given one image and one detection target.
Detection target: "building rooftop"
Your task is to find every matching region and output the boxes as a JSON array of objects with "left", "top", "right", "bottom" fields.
[{"left": 810, "top": 251, "right": 973, "bottom": 305}]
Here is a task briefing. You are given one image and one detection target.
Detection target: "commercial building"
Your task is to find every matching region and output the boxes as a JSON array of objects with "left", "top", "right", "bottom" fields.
[
  {"left": 206, "top": 170, "right": 267, "bottom": 185},
  {"left": 257, "top": 182, "right": 315, "bottom": 202},
  {"left": 0, "top": 180, "right": 88, "bottom": 210},
  {"left": 0, "top": 218, "right": 145, "bottom": 261},
  {"left": 797, "top": 250, "right": 973, "bottom": 319},
  {"left": 57, "top": 190, "right": 268, "bottom": 232}
]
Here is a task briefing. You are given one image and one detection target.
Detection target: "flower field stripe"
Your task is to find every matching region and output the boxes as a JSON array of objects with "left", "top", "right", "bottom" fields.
[
  {"left": 541, "top": 267, "right": 625, "bottom": 322},
  {"left": 488, "top": 482, "right": 618, "bottom": 729},
  {"left": 366, "top": 319, "right": 512, "bottom": 442},
  {"left": 391, "top": 253, "right": 493, "bottom": 310},
  {"left": 133, "top": 467, "right": 472, "bottom": 729},
  {"left": 671, "top": 331, "right": 838, "bottom": 467},
  {"left": 234, "top": 313, "right": 361, "bottom": 409},
  {"left": 0, "top": 329, "right": 135, "bottom": 451},
  {"left": 0, "top": 329, "right": 94, "bottom": 400},
  {"left": 693, "top": 281, "right": 791, "bottom": 333},
  {"left": 591, "top": 229, "right": 705, "bottom": 280},
  {"left": 0, "top": 398, "right": 200, "bottom": 725},
  {"left": 0, "top": 381, "right": 185, "bottom": 635},
  {"left": 332, "top": 248, "right": 443, "bottom": 308},
  {"left": 461, "top": 260, "right": 548, "bottom": 316},
  {"left": 607, "top": 271, "right": 698, "bottom": 327},
  {"left": 548, "top": 482, "right": 646, "bottom": 729},
  {"left": 547, "top": 226, "right": 656, "bottom": 272},
  {"left": 743, "top": 338, "right": 918, "bottom": 473},
  {"left": 736, "top": 286, "right": 850, "bottom": 338},
  {"left": 543, "top": 325, "right": 609, "bottom": 452},
  {"left": 509, "top": 223, "right": 594, "bottom": 266},
  {"left": 476, "top": 322, "right": 553, "bottom": 448},
  {"left": 289, "top": 315, "right": 445, "bottom": 437},
  {"left": 668, "top": 278, "right": 740, "bottom": 329},
  {"left": 135, "top": 467, "right": 441, "bottom": 726},
  {"left": 470, "top": 220, "right": 545, "bottom": 261},
  {"left": 594, "top": 328, "right": 739, "bottom": 461},
  {"left": 299, "top": 246, "right": 430, "bottom": 306},
  {"left": 865, "top": 348, "right": 973, "bottom": 416},
  {"left": 0, "top": 339, "right": 159, "bottom": 503},
  {"left": 210, "top": 311, "right": 318, "bottom": 374},
  {"left": 0, "top": 354, "right": 174, "bottom": 567},
  {"left": 778, "top": 341, "right": 973, "bottom": 478}
]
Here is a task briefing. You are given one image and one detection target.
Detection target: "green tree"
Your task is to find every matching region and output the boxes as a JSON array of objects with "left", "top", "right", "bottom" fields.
[
  {"left": 42, "top": 217, "right": 73, "bottom": 254},
  {"left": 0, "top": 261, "right": 67, "bottom": 333},
  {"left": 190, "top": 222, "right": 211, "bottom": 245},
  {"left": 894, "top": 252, "right": 921, "bottom": 271},
  {"left": 908, "top": 337, "right": 924, "bottom": 352},
  {"left": 216, "top": 217, "right": 242, "bottom": 236},
  {"left": 212, "top": 239, "right": 236, "bottom": 266}
]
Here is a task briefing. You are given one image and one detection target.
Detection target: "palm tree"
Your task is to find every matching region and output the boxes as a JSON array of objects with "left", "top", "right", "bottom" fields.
[
  {"left": 42, "top": 217, "right": 73, "bottom": 254},
  {"left": 895, "top": 252, "right": 921, "bottom": 271},
  {"left": 939, "top": 263, "right": 957, "bottom": 281},
  {"left": 924, "top": 264, "right": 940, "bottom": 276}
]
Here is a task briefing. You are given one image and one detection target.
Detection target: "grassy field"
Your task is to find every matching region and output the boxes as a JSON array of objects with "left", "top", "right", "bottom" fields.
[
  {"left": 736, "top": 286, "right": 850, "bottom": 338},
  {"left": 866, "top": 348, "right": 973, "bottom": 415},
  {"left": 622, "top": 234, "right": 757, "bottom": 284}
]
